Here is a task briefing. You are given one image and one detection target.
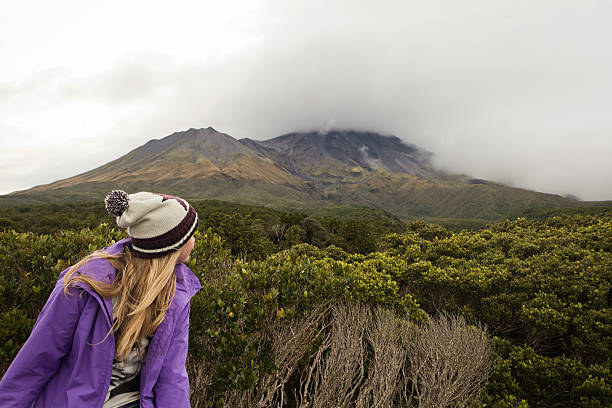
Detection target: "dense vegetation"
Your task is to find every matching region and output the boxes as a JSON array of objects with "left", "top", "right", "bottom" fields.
[
  {"left": 0, "top": 200, "right": 405, "bottom": 256},
  {"left": 0, "top": 210, "right": 610, "bottom": 406}
]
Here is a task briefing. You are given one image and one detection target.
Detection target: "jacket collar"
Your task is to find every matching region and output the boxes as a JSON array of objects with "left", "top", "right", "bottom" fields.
[{"left": 173, "top": 262, "right": 202, "bottom": 299}]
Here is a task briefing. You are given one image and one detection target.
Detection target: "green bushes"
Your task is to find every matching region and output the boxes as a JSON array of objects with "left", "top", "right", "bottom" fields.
[
  {"left": 383, "top": 213, "right": 612, "bottom": 407},
  {"left": 485, "top": 339, "right": 612, "bottom": 408},
  {"left": 186, "top": 236, "right": 429, "bottom": 405},
  {"left": 1, "top": 211, "right": 610, "bottom": 407},
  {"left": 1, "top": 200, "right": 405, "bottom": 256}
]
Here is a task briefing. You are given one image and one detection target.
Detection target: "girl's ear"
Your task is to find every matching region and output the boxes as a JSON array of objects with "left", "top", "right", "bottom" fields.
[{"left": 177, "top": 236, "right": 195, "bottom": 264}]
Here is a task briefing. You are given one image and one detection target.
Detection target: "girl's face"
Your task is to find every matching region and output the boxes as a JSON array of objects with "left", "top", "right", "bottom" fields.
[{"left": 177, "top": 236, "right": 195, "bottom": 264}]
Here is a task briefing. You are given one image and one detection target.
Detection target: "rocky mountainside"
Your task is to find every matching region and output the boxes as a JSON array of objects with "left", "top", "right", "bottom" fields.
[
  {"left": 240, "top": 130, "right": 438, "bottom": 188},
  {"left": 2, "top": 127, "right": 594, "bottom": 220}
]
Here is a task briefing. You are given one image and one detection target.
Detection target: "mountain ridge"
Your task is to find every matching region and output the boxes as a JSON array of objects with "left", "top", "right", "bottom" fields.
[{"left": 3, "top": 127, "right": 605, "bottom": 220}]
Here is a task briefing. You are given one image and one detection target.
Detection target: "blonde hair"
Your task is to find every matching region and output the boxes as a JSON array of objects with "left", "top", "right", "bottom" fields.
[{"left": 63, "top": 246, "right": 181, "bottom": 362}]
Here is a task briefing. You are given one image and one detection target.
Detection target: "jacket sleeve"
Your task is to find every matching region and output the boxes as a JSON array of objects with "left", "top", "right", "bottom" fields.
[
  {"left": 153, "top": 303, "right": 192, "bottom": 407},
  {"left": 0, "top": 280, "right": 86, "bottom": 407}
]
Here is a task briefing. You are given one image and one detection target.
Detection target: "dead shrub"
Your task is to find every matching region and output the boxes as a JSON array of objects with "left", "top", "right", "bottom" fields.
[
  {"left": 254, "top": 303, "right": 332, "bottom": 407},
  {"left": 354, "top": 306, "right": 408, "bottom": 408},
  {"left": 192, "top": 303, "right": 492, "bottom": 408},
  {"left": 297, "top": 302, "right": 370, "bottom": 408},
  {"left": 400, "top": 313, "right": 493, "bottom": 408}
]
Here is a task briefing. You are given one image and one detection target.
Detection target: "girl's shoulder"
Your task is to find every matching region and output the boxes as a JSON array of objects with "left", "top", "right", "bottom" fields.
[
  {"left": 58, "top": 239, "right": 131, "bottom": 286},
  {"left": 57, "top": 255, "right": 117, "bottom": 288}
]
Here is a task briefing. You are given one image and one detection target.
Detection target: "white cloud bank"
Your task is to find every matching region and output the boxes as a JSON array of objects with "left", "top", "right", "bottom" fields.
[{"left": 1, "top": 0, "right": 611, "bottom": 200}]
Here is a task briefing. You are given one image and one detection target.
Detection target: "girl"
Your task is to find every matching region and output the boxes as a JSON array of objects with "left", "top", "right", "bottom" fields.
[{"left": 0, "top": 190, "right": 200, "bottom": 407}]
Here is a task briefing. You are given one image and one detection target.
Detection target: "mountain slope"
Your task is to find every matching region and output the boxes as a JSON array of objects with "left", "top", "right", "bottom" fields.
[
  {"left": 3, "top": 127, "right": 604, "bottom": 220},
  {"left": 29, "top": 127, "right": 309, "bottom": 187},
  {"left": 17, "top": 127, "right": 323, "bottom": 207},
  {"left": 240, "top": 130, "right": 438, "bottom": 188}
]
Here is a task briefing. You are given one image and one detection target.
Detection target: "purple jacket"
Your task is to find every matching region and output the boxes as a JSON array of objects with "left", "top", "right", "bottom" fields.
[{"left": 0, "top": 238, "right": 201, "bottom": 407}]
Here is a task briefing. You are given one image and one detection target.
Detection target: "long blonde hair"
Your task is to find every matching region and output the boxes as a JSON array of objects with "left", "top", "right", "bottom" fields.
[{"left": 63, "top": 246, "right": 181, "bottom": 362}]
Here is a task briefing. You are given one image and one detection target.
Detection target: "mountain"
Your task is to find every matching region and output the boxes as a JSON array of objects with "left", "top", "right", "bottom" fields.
[
  {"left": 2, "top": 127, "right": 604, "bottom": 220},
  {"left": 14, "top": 127, "right": 323, "bottom": 208}
]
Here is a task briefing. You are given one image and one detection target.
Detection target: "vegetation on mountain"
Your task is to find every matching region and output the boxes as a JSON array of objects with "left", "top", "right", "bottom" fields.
[{"left": 1, "top": 210, "right": 610, "bottom": 406}]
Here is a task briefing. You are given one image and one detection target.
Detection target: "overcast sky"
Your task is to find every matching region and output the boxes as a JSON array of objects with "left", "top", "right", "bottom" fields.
[{"left": 1, "top": 0, "right": 611, "bottom": 200}]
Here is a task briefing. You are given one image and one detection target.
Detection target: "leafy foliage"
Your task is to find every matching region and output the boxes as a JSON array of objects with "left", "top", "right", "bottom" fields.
[
  {"left": 0, "top": 200, "right": 403, "bottom": 256},
  {"left": 0, "top": 211, "right": 610, "bottom": 407}
]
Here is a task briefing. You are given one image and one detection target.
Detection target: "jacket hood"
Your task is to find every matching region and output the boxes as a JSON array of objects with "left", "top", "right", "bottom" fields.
[
  {"left": 62, "top": 237, "right": 201, "bottom": 297},
  {"left": 61, "top": 238, "right": 128, "bottom": 284},
  {"left": 57, "top": 237, "right": 201, "bottom": 325}
]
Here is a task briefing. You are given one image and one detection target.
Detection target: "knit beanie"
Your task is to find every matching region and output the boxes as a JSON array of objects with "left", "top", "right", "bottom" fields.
[{"left": 104, "top": 190, "right": 199, "bottom": 258}]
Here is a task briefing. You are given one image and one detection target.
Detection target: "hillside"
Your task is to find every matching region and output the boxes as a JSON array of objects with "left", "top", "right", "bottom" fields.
[
  {"left": 12, "top": 127, "right": 324, "bottom": 208},
  {"left": 2, "top": 127, "right": 608, "bottom": 220}
]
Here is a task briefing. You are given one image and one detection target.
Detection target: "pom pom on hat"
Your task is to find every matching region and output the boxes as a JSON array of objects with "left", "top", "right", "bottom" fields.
[
  {"left": 105, "top": 190, "right": 199, "bottom": 258},
  {"left": 105, "top": 190, "right": 130, "bottom": 216}
]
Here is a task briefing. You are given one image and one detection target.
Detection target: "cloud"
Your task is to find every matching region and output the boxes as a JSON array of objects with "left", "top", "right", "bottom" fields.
[
  {"left": 1, "top": 0, "right": 611, "bottom": 199},
  {"left": 0, "top": 134, "right": 120, "bottom": 194},
  {"left": 55, "top": 53, "right": 174, "bottom": 103}
]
